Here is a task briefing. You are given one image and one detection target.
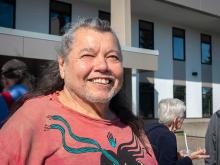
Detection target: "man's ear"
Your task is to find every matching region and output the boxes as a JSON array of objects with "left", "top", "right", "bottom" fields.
[{"left": 58, "top": 57, "right": 65, "bottom": 79}]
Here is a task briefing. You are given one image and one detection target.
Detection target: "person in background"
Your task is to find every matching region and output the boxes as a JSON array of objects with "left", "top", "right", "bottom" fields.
[
  {"left": 205, "top": 109, "right": 220, "bottom": 165},
  {"left": 0, "top": 59, "right": 35, "bottom": 124},
  {"left": 0, "top": 18, "right": 158, "bottom": 164},
  {"left": 145, "top": 98, "right": 209, "bottom": 165}
]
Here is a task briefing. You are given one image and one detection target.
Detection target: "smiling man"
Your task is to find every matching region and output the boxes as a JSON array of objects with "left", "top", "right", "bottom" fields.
[
  {"left": 0, "top": 18, "right": 157, "bottom": 165},
  {"left": 58, "top": 27, "right": 123, "bottom": 119}
]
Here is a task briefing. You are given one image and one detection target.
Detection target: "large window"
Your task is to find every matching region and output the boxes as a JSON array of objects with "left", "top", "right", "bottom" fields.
[
  {"left": 49, "top": 0, "right": 72, "bottom": 35},
  {"left": 201, "top": 34, "right": 212, "bottom": 65},
  {"left": 139, "top": 82, "right": 154, "bottom": 118},
  {"left": 173, "top": 28, "right": 185, "bottom": 61},
  {"left": 139, "top": 20, "right": 154, "bottom": 49},
  {"left": 98, "top": 10, "right": 110, "bottom": 24},
  {"left": 0, "top": 0, "right": 15, "bottom": 28},
  {"left": 202, "top": 87, "right": 212, "bottom": 118},
  {"left": 173, "top": 85, "right": 185, "bottom": 103}
]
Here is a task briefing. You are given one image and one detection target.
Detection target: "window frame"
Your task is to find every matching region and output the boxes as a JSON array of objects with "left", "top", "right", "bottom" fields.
[
  {"left": 201, "top": 33, "right": 212, "bottom": 65},
  {"left": 139, "top": 20, "right": 154, "bottom": 50},
  {"left": 139, "top": 82, "right": 155, "bottom": 119},
  {"left": 202, "top": 87, "right": 213, "bottom": 118},
  {"left": 49, "top": 0, "right": 72, "bottom": 35},
  {"left": 0, "top": 0, "right": 16, "bottom": 28},
  {"left": 173, "top": 85, "right": 186, "bottom": 103},
  {"left": 172, "top": 27, "right": 185, "bottom": 61}
]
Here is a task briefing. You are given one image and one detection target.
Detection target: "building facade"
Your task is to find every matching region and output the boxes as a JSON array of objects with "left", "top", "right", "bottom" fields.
[{"left": 1, "top": 0, "right": 220, "bottom": 119}]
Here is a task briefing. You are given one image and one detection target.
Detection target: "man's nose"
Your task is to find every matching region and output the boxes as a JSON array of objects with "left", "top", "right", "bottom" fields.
[{"left": 94, "top": 55, "right": 109, "bottom": 72}]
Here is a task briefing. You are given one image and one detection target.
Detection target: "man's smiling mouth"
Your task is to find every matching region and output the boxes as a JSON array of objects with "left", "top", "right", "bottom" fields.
[{"left": 89, "top": 78, "right": 113, "bottom": 85}]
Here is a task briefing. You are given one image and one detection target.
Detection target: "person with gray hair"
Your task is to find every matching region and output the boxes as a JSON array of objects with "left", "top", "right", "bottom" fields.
[
  {"left": 0, "top": 18, "right": 157, "bottom": 164},
  {"left": 158, "top": 98, "right": 186, "bottom": 132},
  {"left": 146, "top": 98, "right": 209, "bottom": 165}
]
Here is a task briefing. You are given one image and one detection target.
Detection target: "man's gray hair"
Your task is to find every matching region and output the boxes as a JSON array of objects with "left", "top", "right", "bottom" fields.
[
  {"left": 158, "top": 98, "right": 186, "bottom": 125},
  {"left": 58, "top": 17, "right": 121, "bottom": 59}
]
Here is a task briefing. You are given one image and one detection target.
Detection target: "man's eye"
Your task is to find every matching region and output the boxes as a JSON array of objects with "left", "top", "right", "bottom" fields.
[
  {"left": 107, "top": 55, "right": 120, "bottom": 61},
  {"left": 81, "top": 54, "right": 94, "bottom": 58}
]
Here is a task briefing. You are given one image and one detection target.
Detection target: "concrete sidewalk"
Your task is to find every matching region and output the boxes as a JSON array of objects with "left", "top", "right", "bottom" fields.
[
  {"left": 176, "top": 118, "right": 210, "bottom": 165},
  {"left": 145, "top": 118, "right": 210, "bottom": 165},
  {"left": 176, "top": 135, "right": 205, "bottom": 165}
]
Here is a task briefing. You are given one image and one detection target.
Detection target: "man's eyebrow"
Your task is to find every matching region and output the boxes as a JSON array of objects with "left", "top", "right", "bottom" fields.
[
  {"left": 79, "top": 48, "right": 95, "bottom": 53},
  {"left": 106, "top": 50, "right": 121, "bottom": 54}
]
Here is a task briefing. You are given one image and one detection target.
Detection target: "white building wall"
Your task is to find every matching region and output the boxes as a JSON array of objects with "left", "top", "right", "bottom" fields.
[
  {"left": 186, "top": 81, "right": 202, "bottom": 117},
  {"left": 132, "top": 69, "right": 139, "bottom": 116},
  {"left": 64, "top": 0, "right": 109, "bottom": 24},
  {"left": 16, "top": 0, "right": 49, "bottom": 33},
  {"left": 212, "top": 35, "right": 220, "bottom": 113},
  {"left": 131, "top": 13, "right": 220, "bottom": 118},
  {"left": 185, "top": 29, "right": 202, "bottom": 117},
  {"left": 16, "top": 0, "right": 104, "bottom": 34},
  {"left": 154, "top": 22, "right": 173, "bottom": 117},
  {"left": 131, "top": 16, "right": 174, "bottom": 117},
  {"left": 2, "top": 0, "right": 220, "bottom": 118},
  {"left": 166, "top": 0, "right": 220, "bottom": 17},
  {"left": 71, "top": 0, "right": 100, "bottom": 24}
]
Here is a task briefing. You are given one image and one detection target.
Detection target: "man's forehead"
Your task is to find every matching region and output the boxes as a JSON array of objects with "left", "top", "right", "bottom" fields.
[
  {"left": 74, "top": 27, "right": 114, "bottom": 39},
  {"left": 73, "top": 28, "right": 118, "bottom": 47},
  {"left": 79, "top": 48, "right": 96, "bottom": 53}
]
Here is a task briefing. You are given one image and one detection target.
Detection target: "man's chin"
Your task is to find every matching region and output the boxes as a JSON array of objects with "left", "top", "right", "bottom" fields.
[
  {"left": 80, "top": 88, "right": 120, "bottom": 103},
  {"left": 86, "top": 96, "right": 112, "bottom": 104}
]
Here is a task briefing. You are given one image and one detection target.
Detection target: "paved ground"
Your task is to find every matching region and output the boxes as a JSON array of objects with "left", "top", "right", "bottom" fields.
[
  {"left": 176, "top": 134, "right": 206, "bottom": 165},
  {"left": 145, "top": 119, "right": 209, "bottom": 165}
]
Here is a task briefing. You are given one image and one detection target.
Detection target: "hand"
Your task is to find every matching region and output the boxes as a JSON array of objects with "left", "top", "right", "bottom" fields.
[
  {"left": 188, "top": 148, "right": 210, "bottom": 160},
  {"left": 178, "top": 150, "right": 189, "bottom": 158}
]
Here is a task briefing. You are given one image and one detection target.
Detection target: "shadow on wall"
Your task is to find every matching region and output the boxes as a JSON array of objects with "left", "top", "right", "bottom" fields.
[
  {"left": 0, "top": 55, "right": 52, "bottom": 92},
  {"left": 138, "top": 70, "right": 159, "bottom": 120}
]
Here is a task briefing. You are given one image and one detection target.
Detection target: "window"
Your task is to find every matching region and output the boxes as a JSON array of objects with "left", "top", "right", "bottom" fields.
[
  {"left": 98, "top": 10, "right": 110, "bottom": 24},
  {"left": 139, "top": 82, "right": 154, "bottom": 118},
  {"left": 173, "top": 28, "right": 185, "bottom": 61},
  {"left": 202, "top": 87, "right": 212, "bottom": 118},
  {"left": 139, "top": 20, "right": 154, "bottom": 49},
  {"left": 0, "top": 0, "right": 15, "bottom": 28},
  {"left": 201, "top": 34, "right": 212, "bottom": 65},
  {"left": 173, "top": 85, "right": 185, "bottom": 103},
  {"left": 49, "top": 0, "right": 72, "bottom": 35}
]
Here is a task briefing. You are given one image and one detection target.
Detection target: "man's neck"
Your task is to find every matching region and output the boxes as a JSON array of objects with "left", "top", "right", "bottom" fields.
[{"left": 57, "top": 89, "right": 116, "bottom": 120}]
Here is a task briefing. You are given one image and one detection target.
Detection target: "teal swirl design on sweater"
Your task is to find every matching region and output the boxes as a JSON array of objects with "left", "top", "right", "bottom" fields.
[
  {"left": 47, "top": 115, "right": 120, "bottom": 165},
  {"left": 107, "top": 132, "right": 117, "bottom": 148}
]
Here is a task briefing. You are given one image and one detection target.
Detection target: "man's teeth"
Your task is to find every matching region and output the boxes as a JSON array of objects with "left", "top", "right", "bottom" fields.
[{"left": 92, "top": 79, "right": 110, "bottom": 84}]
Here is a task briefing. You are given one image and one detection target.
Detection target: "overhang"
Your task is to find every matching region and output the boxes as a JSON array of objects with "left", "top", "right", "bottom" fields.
[
  {"left": 0, "top": 27, "right": 159, "bottom": 71},
  {"left": 122, "top": 46, "right": 158, "bottom": 71}
]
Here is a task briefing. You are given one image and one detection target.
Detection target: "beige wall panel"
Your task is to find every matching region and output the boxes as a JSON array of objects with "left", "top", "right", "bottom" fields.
[
  {"left": 165, "top": 0, "right": 199, "bottom": 9},
  {"left": 24, "top": 38, "right": 60, "bottom": 60},
  {"left": 202, "top": 82, "right": 212, "bottom": 88},
  {"left": 165, "top": 0, "right": 220, "bottom": 16},
  {"left": 201, "top": 0, "right": 220, "bottom": 16},
  {"left": 111, "top": 0, "right": 131, "bottom": 46},
  {"left": 122, "top": 50, "right": 158, "bottom": 71},
  {"left": 174, "top": 80, "right": 186, "bottom": 86},
  {"left": 0, "top": 34, "right": 23, "bottom": 57}
]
